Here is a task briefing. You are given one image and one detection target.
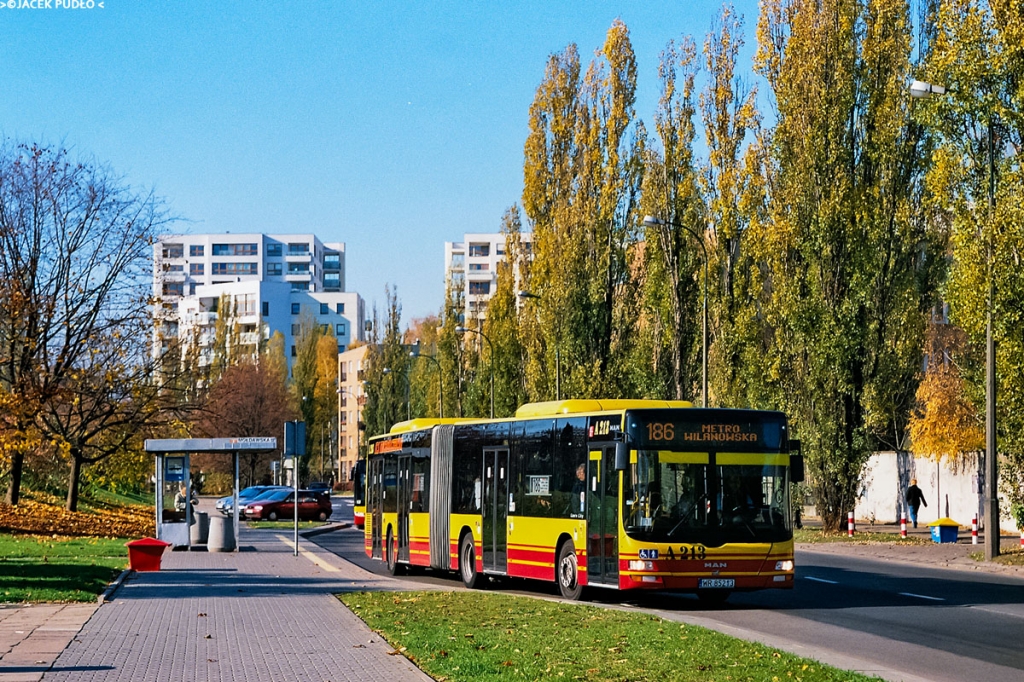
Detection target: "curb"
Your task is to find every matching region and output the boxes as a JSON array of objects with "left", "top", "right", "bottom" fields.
[
  {"left": 98, "top": 568, "right": 133, "bottom": 603},
  {"left": 301, "top": 521, "right": 352, "bottom": 538}
]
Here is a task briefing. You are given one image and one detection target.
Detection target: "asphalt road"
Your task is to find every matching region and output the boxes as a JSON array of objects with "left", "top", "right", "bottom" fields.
[{"left": 315, "top": 501, "right": 1024, "bottom": 682}]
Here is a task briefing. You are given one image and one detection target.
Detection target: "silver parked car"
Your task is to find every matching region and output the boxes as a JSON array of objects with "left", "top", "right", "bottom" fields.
[{"left": 216, "top": 485, "right": 289, "bottom": 516}]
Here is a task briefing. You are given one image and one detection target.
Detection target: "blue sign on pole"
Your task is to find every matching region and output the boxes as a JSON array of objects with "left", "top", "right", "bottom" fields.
[
  {"left": 284, "top": 421, "right": 306, "bottom": 457},
  {"left": 164, "top": 457, "right": 186, "bottom": 482}
]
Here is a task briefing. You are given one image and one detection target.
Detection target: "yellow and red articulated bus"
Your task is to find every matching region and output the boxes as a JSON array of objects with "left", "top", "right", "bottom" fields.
[
  {"left": 364, "top": 399, "right": 804, "bottom": 603},
  {"left": 351, "top": 459, "right": 366, "bottom": 528}
]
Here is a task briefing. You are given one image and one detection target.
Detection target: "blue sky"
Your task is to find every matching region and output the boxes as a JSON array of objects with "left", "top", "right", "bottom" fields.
[{"left": 0, "top": 1, "right": 760, "bottom": 322}]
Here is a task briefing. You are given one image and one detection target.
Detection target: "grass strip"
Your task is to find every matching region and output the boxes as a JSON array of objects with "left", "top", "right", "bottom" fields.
[
  {"left": 794, "top": 528, "right": 929, "bottom": 544},
  {"left": 0, "top": 536, "right": 128, "bottom": 603},
  {"left": 340, "top": 591, "right": 876, "bottom": 682}
]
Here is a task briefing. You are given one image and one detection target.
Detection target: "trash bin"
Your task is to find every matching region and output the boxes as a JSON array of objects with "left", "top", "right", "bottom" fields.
[
  {"left": 208, "top": 515, "right": 236, "bottom": 552},
  {"left": 126, "top": 537, "right": 172, "bottom": 571},
  {"left": 929, "top": 517, "right": 960, "bottom": 543},
  {"left": 190, "top": 510, "right": 210, "bottom": 545}
]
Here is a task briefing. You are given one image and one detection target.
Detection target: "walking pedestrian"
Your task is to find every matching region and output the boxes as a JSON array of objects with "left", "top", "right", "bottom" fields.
[{"left": 906, "top": 479, "right": 927, "bottom": 528}]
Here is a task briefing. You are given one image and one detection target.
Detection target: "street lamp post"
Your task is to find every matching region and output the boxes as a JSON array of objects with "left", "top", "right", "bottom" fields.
[
  {"left": 642, "top": 215, "right": 708, "bottom": 407},
  {"left": 517, "top": 290, "right": 561, "bottom": 400},
  {"left": 409, "top": 340, "right": 444, "bottom": 419},
  {"left": 455, "top": 326, "right": 494, "bottom": 418},
  {"left": 383, "top": 367, "right": 411, "bottom": 421},
  {"left": 911, "top": 79, "right": 999, "bottom": 560}
]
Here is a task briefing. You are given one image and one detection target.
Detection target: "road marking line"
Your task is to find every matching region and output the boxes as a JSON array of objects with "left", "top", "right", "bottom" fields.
[
  {"left": 804, "top": 576, "right": 839, "bottom": 584},
  {"left": 276, "top": 535, "right": 340, "bottom": 572},
  {"left": 899, "top": 592, "right": 945, "bottom": 601}
]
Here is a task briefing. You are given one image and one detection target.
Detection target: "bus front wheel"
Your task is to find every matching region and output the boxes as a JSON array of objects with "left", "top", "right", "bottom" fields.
[
  {"left": 556, "top": 542, "right": 583, "bottom": 601},
  {"left": 459, "top": 534, "right": 481, "bottom": 589}
]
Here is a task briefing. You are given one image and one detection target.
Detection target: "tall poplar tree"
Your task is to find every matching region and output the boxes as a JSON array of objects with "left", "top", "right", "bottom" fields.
[{"left": 752, "top": 0, "right": 941, "bottom": 530}]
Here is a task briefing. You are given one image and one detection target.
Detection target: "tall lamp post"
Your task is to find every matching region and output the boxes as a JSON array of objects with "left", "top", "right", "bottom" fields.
[
  {"left": 517, "top": 290, "right": 561, "bottom": 400},
  {"left": 383, "top": 367, "right": 411, "bottom": 421},
  {"left": 455, "top": 326, "right": 494, "bottom": 418},
  {"left": 910, "top": 79, "right": 999, "bottom": 559},
  {"left": 642, "top": 215, "right": 708, "bottom": 407},
  {"left": 409, "top": 340, "right": 444, "bottom": 419}
]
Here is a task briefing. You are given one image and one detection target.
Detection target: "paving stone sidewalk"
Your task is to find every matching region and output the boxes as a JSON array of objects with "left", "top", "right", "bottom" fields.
[{"left": 12, "top": 532, "right": 432, "bottom": 682}]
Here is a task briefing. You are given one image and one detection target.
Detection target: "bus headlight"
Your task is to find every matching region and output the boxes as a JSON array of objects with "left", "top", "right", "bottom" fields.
[
  {"left": 775, "top": 560, "right": 794, "bottom": 571},
  {"left": 628, "top": 560, "right": 654, "bottom": 571}
]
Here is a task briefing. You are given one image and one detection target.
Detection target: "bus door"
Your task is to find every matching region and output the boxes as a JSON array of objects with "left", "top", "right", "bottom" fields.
[
  {"left": 482, "top": 447, "right": 509, "bottom": 573},
  {"left": 397, "top": 455, "right": 412, "bottom": 562},
  {"left": 586, "top": 444, "right": 619, "bottom": 585},
  {"left": 369, "top": 457, "right": 383, "bottom": 559}
]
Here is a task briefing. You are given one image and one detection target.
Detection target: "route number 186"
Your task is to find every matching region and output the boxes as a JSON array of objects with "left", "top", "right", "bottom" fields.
[{"left": 646, "top": 423, "right": 675, "bottom": 441}]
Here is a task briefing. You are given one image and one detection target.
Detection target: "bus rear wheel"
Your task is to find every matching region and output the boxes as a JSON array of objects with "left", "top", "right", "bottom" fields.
[
  {"left": 459, "top": 533, "right": 481, "bottom": 589},
  {"left": 386, "top": 529, "right": 401, "bottom": 576},
  {"left": 556, "top": 542, "right": 583, "bottom": 601}
]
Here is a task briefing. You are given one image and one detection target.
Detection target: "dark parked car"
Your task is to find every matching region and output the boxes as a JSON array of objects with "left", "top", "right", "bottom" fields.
[
  {"left": 307, "top": 481, "right": 332, "bottom": 493},
  {"left": 216, "top": 485, "right": 289, "bottom": 516},
  {"left": 243, "top": 489, "right": 332, "bottom": 522}
]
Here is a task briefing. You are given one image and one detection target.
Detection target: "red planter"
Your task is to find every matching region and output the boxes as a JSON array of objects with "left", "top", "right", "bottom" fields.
[{"left": 125, "top": 537, "right": 172, "bottom": 572}]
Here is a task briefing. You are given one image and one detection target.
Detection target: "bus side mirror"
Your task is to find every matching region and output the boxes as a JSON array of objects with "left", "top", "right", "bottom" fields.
[
  {"left": 614, "top": 441, "right": 630, "bottom": 471},
  {"left": 790, "top": 454, "right": 805, "bottom": 484}
]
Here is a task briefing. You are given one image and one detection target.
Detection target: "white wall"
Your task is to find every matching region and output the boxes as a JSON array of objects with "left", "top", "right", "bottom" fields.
[{"left": 853, "top": 451, "right": 1019, "bottom": 533}]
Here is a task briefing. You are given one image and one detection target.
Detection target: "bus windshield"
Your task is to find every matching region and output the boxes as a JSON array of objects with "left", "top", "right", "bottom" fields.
[{"left": 623, "top": 452, "right": 792, "bottom": 545}]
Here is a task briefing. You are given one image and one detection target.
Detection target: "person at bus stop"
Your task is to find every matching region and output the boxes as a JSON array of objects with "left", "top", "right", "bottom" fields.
[{"left": 906, "top": 479, "right": 927, "bottom": 528}]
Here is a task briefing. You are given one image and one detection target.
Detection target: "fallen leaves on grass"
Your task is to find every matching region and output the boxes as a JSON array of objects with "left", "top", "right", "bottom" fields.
[{"left": 0, "top": 500, "right": 154, "bottom": 538}]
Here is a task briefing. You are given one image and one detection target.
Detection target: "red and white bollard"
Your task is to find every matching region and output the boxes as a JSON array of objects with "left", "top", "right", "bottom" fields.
[
  {"left": 848, "top": 511, "right": 855, "bottom": 537},
  {"left": 972, "top": 516, "right": 978, "bottom": 545},
  {"left": 900, "top": 513, "right": 907, "bottom": 539},
  {"left": 1020, "top": 529, "right": 1023, "bottom": 548}
]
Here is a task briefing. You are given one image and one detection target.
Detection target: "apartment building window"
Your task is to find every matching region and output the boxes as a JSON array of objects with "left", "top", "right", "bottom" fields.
[
  {"left": 468, "top": 243, "right": 490, "bottom": 257},
  {"left": 450, "top": 253, "right": 465, "bottom": 269},
  {"left": 236, "top": 293, "right": 257, "bottom": 316},
  {"left": 336, "top": 303, "right": 345, "bottom": 314},
  {"left": 496, "top": 246, "right": 506, "bottom": 256},
  {"left": 287, "top": 242, "right": 309, "bottom": 255},
  {"left": 291, "top": 323, "right": 300, "bottom": 335},
  {"left": 291, "top": 346, "right": 297, "bottom": 357},
  {"left": 190, "top": 245, "right": 204, "bottom": 257},
  {"left": 291, "top": 282, "right": 310, "bottom": 291},
  {"left": 450, "top": 272, "right": 465, "bottom": 288},
  {"left": 262, "top": 302, "right": 269, "bottom": 316},
  {"left": 266, "top": 262, "right": 282, "bottom": 276},
  {"left": 163, "top": 263, "right": 184, "bottom": 272},
  {"left": 162, "top": 244, "right": 183, "bottom": 259},
  {"left": 190, "top": 263, "right": 204, "bottom": 276},
  {"left": 291, "top": 303, "right": 300, "bottom": 315},
  {"left": 162, "top": 282, "right": 184, "bottom": 297},
  {"left": 212, "top": 262, "right": 258, "bottom": 276},
  {"left": 468, "top": 263, "right": 489, "bottom": 271},
  {"left": 189, "top": 283, "right": 197, "bottom": 296},
  {"left": 336, "top": 323, "right": 346, "bottom": 335},
  {"left": 468, "top": 281, "right": 490, "bottom": 295},
  {"left": 266, "top": 243, "right": 282, "bottom": 257},
  {"left": 324, "top": 253, "right": 341, "bottom": 270},
  {"left": 324, "top": 273, "right": 340, "bottom": 290},
  {"left": 212, "top": 243, "right": 258, "bottom": 256},
  {"left": 338, "top": 345, "right": 346, "bottom": 354},
  {"left": 320, "top": 324, "right": 330, "bottom": 334},
  {"left": 287, "top": 262, "right": 309, "bottom": 274},
  {"left": 320, "top": 303, "right": 329, "bottom": 315}
]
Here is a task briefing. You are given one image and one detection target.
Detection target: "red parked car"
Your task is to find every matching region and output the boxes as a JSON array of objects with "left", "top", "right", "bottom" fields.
[{"left": 243, "top": 489, "right": 332, "bottom": 522}]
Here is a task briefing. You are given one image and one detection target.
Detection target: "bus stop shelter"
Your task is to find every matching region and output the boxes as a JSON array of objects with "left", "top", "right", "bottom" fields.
[{"left": 144, "top": 437, "right": 277, "bottom": 551}]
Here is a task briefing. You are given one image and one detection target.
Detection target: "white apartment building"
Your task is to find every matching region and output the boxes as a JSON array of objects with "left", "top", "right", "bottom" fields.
[
  {"left": 444, "top": 232, "right": 532, "bottom": 322},
  {"left": 153, "top": 233, "right": 365, "bottom": 372}
]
